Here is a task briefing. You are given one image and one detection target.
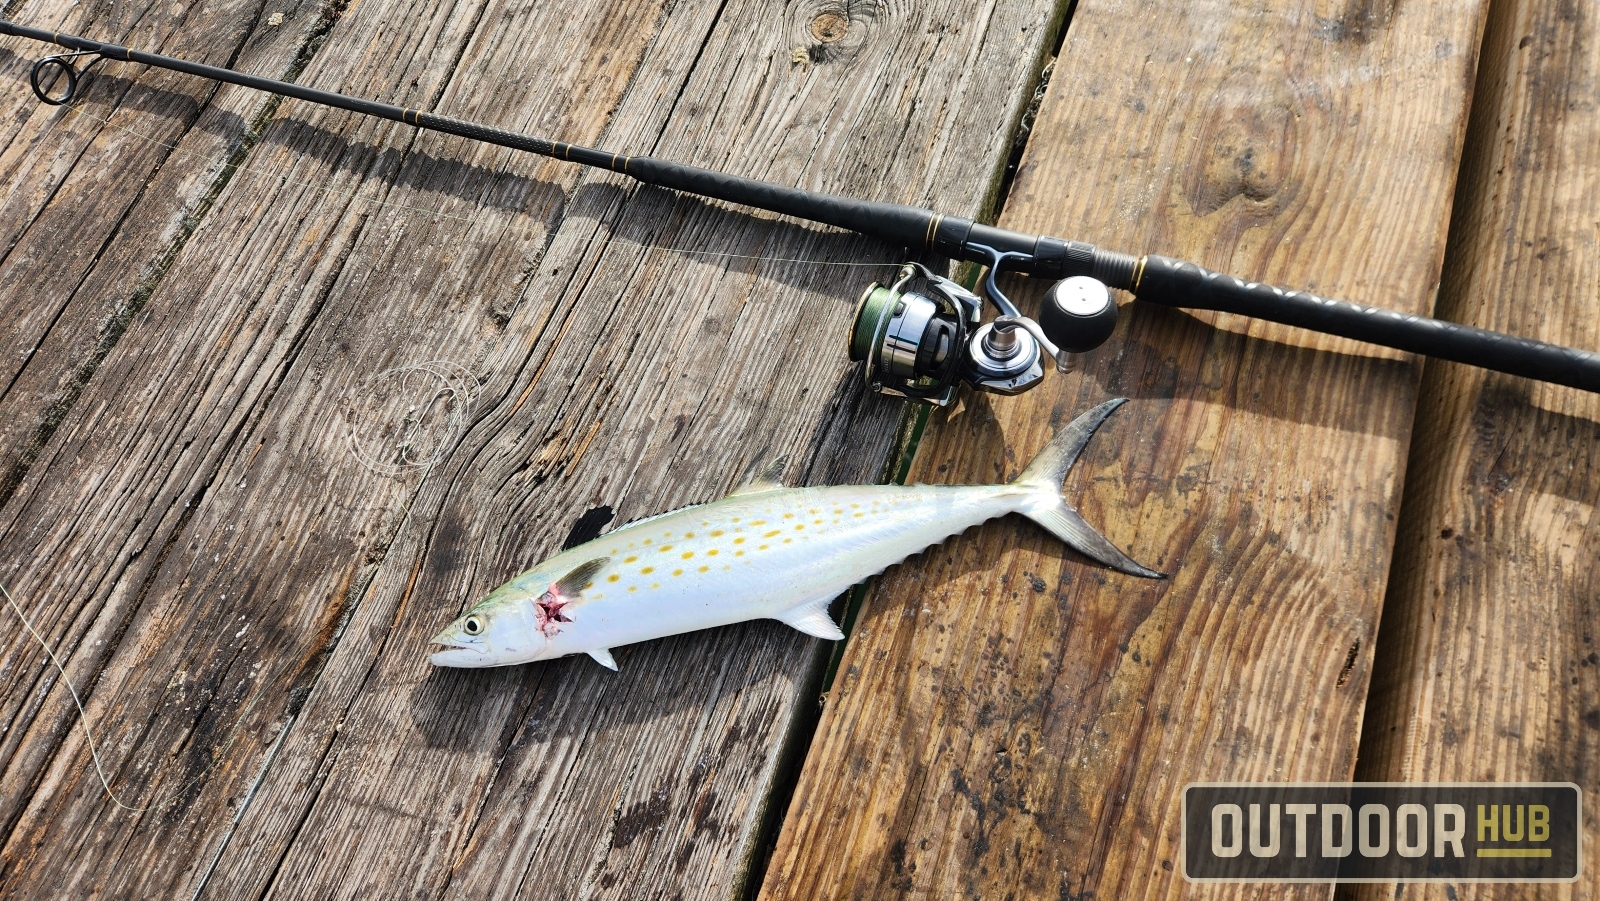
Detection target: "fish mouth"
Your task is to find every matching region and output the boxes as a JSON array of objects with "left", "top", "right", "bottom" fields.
[{"left": 428, "top": 636, "right": 487, "bottom": 667}]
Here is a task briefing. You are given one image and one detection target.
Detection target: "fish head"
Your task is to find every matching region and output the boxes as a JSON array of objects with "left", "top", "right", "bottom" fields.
[
  {"left": 429, "top": 557, "right": 609, "bottom": 667},
  {"left": 428, "top": 593, "right": 541, "bottom": 667}
]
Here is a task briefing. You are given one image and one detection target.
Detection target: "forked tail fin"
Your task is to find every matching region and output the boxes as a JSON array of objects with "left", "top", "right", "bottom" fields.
[{"left": 1013, "top": 398, "right": 1163, "bottom": 579}]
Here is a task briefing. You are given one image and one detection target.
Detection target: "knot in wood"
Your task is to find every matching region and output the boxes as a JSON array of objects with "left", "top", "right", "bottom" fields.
[
  {"left": 1185, "top": 95, "right": 1297, "bottom": 218},
  {"left": 810, "top": 11, "right": 848, "bottom": 43}
]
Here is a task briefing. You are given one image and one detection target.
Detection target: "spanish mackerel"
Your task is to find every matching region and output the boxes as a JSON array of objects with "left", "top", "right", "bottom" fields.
[{"left": 428, "top": 399, "right": 1160, "bottom": 670}]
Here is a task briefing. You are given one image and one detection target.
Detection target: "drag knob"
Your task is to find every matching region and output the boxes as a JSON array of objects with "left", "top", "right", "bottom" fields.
[{"left": 1040, "top": 276, "right": 1117, "bottom": 353}]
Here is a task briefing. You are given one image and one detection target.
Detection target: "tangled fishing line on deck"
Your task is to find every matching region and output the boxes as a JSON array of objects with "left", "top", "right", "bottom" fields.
[{"left": 345, "top": 360, "right": 484, "bottom": 477}]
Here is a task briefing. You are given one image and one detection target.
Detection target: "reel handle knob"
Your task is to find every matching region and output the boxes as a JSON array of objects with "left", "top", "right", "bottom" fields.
[{"left": 1040, "top": 276, "right": 1117, "bottom": 354}]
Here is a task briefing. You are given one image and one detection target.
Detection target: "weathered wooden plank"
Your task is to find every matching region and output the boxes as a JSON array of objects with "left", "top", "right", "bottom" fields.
[
  {"left": 0, "top": 0, "right": 570, "bottom": 889},
  {"left": 0, "top": 0, "right": 377, "bottom": 860},
  {"left": 759, "top": 0, "right": 1492, "bottom": 898},
  {"left": 0, "top": 0, "right": 325, "bottom": 496},
  {"left": 1352, "top": 0, "right": 1600, "bottom": 893},
  {"left": 0, "top": 1, "right": 1066, "bottom": 899},
  {"left": 208, "top": 3, "right": 1070, "bottom": 897},
  {"left": 0, "top": 0, "right": 691, "bottom": 891}
]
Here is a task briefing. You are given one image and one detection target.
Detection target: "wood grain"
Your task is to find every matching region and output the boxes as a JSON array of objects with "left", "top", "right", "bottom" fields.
[
  {"left": 0, "top": 0, "right": 1065, "bottom": 897},
  {"left": 760, "top": 0, "right": 1492, "bottom": 898},
  {"left": 0, "top": 0, "right": 328, "bottom": 498},
  {"left": 1351, "top": 0, "right": 1600, "bottom": 894}
]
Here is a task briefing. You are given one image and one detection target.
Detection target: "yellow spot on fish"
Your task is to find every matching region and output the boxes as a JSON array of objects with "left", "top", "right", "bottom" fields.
[
  {"left": 809, "top": 509, "right": 819, "bottom": 514},
  {"left": 660, "top": 544, "right": 674, "bottom": 552},
  {"left": 607, "top": 574, "right": 620, "bottom": 583},
  {"left": 784, "top": 513, "right": 795, "bottom": 519},
  {"left": 673, "top": 568, "right": 684, "bottom": 576},
  {"left": 723, "top": 565, "right": 731, "bottom": 570},
  {"left": 784, "top": 538, "right": 793, "bottom": 544},
  {"left": 751, "top": 520, "right": 765, "bottom": 526},
  {"left": 711, "top": 530, "right": 724, "bottom": 537},
  {"left": 733, "top": 537, "right": 746, "bottom": 544},
  {"left": 735, "top": 551, "right": 745, "bottom": 557},
  {"left": 795, "top": 524, "right": 805, "bottom": 531},
  {"left": 682, "top": 551, "right": 695, "bottom": 559},
  {"left": 624, "top": 555, "right": 638, "bottom": 563},
  {"left": 707, "top": 549, "right": 719, "bottom": 556},
  {"left": 628, "top": 586, "right": 638, "bottom": 592},
  {"left": 854, "top": 512, "right": 864, "bottom": 518},
  {"left": 642, "top": 566, "right": 655, "bottom": 574},
  {"left": 759, "top": 544, "right": 769, "bottom": 550},
  {"left": 643, "top": 538, "right": 653, "bottom": 544},
  {"left": 685, "top": 532, "right": 696, "bottom": 538},
  {"left": 698, "top": 565, "right": 709, "bottom": 573},
  {"left": 732, "top": 517, "right": 741, "bottom": 523},
  {"left": 764, "top": 530, "right": 781, "bottom": 538},
  {"left": 813, "top": 519, "right": 822, "bottom": 524},
  {"left": 651, "top": 582, "right": 660, "bottom": 589},
  {"left": 850, "top": 503, "right": 859, "bottom": 508}
]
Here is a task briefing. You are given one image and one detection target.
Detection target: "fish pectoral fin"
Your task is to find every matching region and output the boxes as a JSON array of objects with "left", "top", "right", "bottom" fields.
[
  {"left": 586, "top": 648, "right": 619, "bottom": 671},
  {"left": 776, "top": 598, "right": 844, "bottom": 641},
  {"left": 554, "top": 558, "right": 610, "bottom": 595},
  {"left": 729, "top": 453, "right": 788, "bottom": 496}
]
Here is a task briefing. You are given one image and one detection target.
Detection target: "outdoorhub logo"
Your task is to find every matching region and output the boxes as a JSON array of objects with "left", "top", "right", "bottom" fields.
[{"left": 1182, "top": 784, "right": 1581, "bottom": 883}]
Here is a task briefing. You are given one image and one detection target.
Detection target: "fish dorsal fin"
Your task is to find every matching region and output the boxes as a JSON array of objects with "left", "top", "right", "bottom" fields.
[
  {"left": 586, "top": 648, "right": 619, "bottom": 671},
  {"left": 776, "top": 599, "right": 844, "bottom": 641},
  {"left": 554, "top": 558, "right": 609, "bottom": 595},
  {"left": 730, "top": 454, "right": 788, "bottom": 497}
]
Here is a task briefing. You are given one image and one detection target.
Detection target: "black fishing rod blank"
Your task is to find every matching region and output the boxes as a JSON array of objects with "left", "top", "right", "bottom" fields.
[{"left": 5, "top": 18, "right": 1598, "bottom": 402}]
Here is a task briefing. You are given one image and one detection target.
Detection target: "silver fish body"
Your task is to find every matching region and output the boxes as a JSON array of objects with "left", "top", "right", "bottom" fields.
[{"left": 429, "top": 399, "right": 1158, "bottom": 670}]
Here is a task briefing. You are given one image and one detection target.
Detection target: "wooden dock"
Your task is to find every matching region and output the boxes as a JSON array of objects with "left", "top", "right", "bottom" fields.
[{"left": 0, "top": 0, "right": 1591, "bottom": 897}]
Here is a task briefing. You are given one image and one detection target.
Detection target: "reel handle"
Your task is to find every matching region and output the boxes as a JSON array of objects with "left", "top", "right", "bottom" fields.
[{"left": 1039, "top": 276, "right": 1119, "bottom": 355}]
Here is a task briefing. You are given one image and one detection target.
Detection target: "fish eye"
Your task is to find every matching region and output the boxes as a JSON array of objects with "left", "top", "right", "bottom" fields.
[{"left": 463, "top": 615, "right": 483, "bottom": 636}]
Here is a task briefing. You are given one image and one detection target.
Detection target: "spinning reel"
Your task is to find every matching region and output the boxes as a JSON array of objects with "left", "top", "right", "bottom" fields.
[{"left": 848, "top": 256, "right": 1119, "bottom": 405}]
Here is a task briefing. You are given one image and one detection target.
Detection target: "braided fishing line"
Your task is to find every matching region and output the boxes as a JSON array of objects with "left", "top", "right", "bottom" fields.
[
  {"left": 0, "top": 578, "right": 261, "bottom": 813},
  {"left": 50, "top": 97, "right": 481, "bottom": 224},
  {"left": 36, "top": 77, "right": 901, "bottom": 268},
  {"left": 346, "top": 360, "right": 483, "bottom": 477},
  {"left": 38, "top": 71, "right": 894, "bottom": 469}
]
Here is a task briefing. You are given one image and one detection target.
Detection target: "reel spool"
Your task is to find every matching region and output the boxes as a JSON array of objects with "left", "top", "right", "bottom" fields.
[
  {"left": 848, "top": 262, "right": 1118, "bottom": 405},
  {"left": 849, "top": 263, "right": 977, "bottom": 406}
]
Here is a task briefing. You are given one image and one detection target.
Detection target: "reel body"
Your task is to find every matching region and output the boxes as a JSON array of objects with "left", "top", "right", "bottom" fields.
[
  {"left": 848, "top": 262, "right": 1117, "bottom": 405},
  {"left": 849, "top": 264, "right": 977, "bottom": 405}
]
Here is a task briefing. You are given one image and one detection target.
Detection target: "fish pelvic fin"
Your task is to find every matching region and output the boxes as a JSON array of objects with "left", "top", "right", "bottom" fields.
[
  {"left": 776, "top": 598, "right": 845, "bottom": 641},
  {"left": 1014, "top": 399, "right": 1164, "bottom": 579},
  {"left": 587, "top": 648, "right": 619, "bottom": 670}
]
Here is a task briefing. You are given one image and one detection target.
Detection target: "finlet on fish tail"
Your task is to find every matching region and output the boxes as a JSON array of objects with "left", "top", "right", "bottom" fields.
[{"left": 1014, "top": 399, "right": 1164, "bottom": 579}]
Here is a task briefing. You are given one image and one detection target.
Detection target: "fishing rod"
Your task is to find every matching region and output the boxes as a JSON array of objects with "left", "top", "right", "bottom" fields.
[{"left": 6, "top": 19, "right": 1599, "bottom": 404}]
